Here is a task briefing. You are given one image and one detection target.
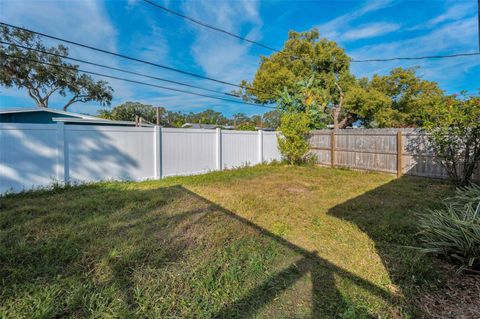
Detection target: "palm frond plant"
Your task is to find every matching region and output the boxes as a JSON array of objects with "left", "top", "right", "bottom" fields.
[{"left": 418, "top": 184, "right": 480, "bottom": 273}]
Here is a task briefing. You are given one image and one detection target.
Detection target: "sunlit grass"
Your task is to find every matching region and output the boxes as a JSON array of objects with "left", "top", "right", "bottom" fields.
[{"left": 0, "top": 164, "right": 452, "bottom": 318}]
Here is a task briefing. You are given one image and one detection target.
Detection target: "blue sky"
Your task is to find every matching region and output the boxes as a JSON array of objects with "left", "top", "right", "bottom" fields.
[{"left": 1, "top": 0, "right": 479, "bottom": 117}]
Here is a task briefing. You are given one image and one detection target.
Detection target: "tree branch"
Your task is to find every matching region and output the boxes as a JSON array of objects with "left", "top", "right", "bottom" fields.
[
  {"left": 62, "top": 94, "right": 90, "bottom": 110},
  {"left": 62, "top": 95, "right": 79, "bottom": 111}
]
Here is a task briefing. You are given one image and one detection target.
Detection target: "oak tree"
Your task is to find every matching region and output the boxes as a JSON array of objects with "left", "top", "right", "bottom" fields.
[{"left": 0, "top": 26, "right": 113, "bottom": 110}]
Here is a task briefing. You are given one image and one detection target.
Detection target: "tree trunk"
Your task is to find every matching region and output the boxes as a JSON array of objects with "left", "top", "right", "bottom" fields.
[
  {"left": 333, "top": 108, "right": 340, "bottom": 129},
  {"left": 338, "top": 113, "right": 357, "bottom": 129},
  {"left": 333, "top": 82, "right": 345, "bottom": 130}
]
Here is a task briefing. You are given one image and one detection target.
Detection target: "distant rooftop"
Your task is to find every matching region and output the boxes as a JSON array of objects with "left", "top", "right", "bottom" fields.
[{"left": 0, "top": 107, "right": 97, "bottom": 119}]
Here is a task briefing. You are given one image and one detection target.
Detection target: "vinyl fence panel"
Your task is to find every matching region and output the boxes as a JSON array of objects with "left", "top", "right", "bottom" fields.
[
  {"left": 66, "top": 125, "right": 156, "bottom": 182},
  {"left": 221, "top": 130, "right": 259, "bottom": 169},
  {"left": 161, "top": 128, "right": 217, "bottom": 177},
  {"left": 263, "top": 132, "right": 282, "bottom": 162},
  {"left": 0, "top": 124, "right": 58, "bottom": 193},
  {"left": 0, "top": 123, "right": 283, "bottom": 193}
]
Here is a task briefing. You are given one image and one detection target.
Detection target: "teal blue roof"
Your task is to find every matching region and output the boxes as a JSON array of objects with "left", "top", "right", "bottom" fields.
[{"left": 0, "top": 108, "right": 94, "bottom": 124}]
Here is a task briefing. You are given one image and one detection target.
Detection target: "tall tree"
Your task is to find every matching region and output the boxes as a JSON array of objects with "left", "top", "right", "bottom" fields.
[
  {"left": 98, "top": 102, "right": 164, "bottom": 124},
  {"left": 232, "top": 113, "right": 251, "bottom": 127},
  {"left": 262, "top": 109, "right": 281, "bottom": 129},
  {"left": 368, "top": 67, "right": 445, "bottom": 127},
  {"left": 241, "top": 29, "right": 354, "bottom": 128},
  {"left": 0, "top": 26, "right": 113, "bottom": 110},
  {"left": 184, "top": 109, "right": 228, "bottom": 125}
]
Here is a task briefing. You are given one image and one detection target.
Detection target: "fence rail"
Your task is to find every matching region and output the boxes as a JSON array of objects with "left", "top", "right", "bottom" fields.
[
  {"left": 0, "top": 124, "right": 281, "bottom": 193},
  {"left": 309, "top": 128, "right": 480, "bottom": 181}
]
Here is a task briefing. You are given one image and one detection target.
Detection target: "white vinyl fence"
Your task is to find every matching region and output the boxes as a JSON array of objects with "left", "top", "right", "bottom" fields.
[{"left": 0, "top": 123, "right": 281, "bottom": 193}]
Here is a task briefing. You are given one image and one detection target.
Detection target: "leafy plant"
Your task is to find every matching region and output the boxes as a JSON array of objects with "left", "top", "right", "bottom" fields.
[
  {"left": 277, "top": 112, "right": 314, "bottom": 164},
  {"left": 422, "top": 92, "right": 480, "bottom": 186},
  {"left": 418, "top": 184, "right": 480, "bottom": 273},
  {"left": 236, "top": 122, "right": 256, "bottom": 131}
]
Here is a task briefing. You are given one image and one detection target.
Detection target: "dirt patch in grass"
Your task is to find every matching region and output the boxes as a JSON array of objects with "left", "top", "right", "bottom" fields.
[
  {"left": 283, "top": 182, "right": 312, "bottom": 194},
  {"left": 419, "top": 264, "right": 480, "bottom": 319}
]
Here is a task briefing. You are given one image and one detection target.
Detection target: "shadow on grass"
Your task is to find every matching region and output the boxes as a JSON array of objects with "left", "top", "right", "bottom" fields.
[
  {"left": 327, "top": 175, "right": 452, "bottom": 317},
  {"left": 1, "top": 176, "right": 450, "bottom": 318}
]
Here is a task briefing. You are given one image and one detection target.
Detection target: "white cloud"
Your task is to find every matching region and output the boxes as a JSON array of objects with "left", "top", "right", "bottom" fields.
[
  {"left": 350, "top": 17, "right": 480, "bottom": 93},
  {"left": 1, "top": 0, "right": 134, "bottom": 111},
  {"left": 182, "top": 0, "right": 263, "bottom": 84},
  {"left": 317, "top": 0, "right": 395, "bottom": 41},
  {"left": 342, "top": 23, "right": 400, "bottom": 41},
  {"left": 406, "top": 2, "right": 475, "bottom": 31},
  {"left": 425, "top": 2, "right": 474, "bottom": 27}
]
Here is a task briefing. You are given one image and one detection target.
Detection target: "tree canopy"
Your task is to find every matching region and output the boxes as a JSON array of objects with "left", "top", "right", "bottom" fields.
[
  {"left": 241, "top": 29, "right": 354, "bottom": 128},
  {"left": 98, "top": 102, "right": 281, "bottom": 129},
  {"left": 242, "top": 29, "right": 448, "bottom": 129},
  {"left": 0, "top": 26, "right": 113, "bottom": 110}
]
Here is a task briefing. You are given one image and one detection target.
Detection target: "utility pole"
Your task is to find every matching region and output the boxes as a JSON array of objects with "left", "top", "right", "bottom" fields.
[
  {"left": 478, "top": 0, "right": 480, "bottom": 51},
  {"left": 156, "top": 107, "right": 161, "bottom": 126}
]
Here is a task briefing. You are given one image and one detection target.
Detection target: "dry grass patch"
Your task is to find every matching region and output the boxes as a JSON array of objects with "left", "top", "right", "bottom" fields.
[{"left": 0, "top": 164, "right": 456, "bottom": 318}]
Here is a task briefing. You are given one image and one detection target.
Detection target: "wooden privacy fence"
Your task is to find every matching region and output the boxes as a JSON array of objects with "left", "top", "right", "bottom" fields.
[{"left": 309, "top": 128, "right": 480, "bottom": 181}]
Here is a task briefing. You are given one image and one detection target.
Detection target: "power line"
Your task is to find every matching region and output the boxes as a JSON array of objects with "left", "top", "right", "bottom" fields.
[
  {"left": 0, "top": 22, "right": 269, "bottom": 95},
  {"left": 142, "top": 0, "right": 280, "bottom": 52},
  {"left": 142, "top": 0, "right": 480, "bottom": 62},
  {"left": 0, "top": 40, "right": 243, "bottom": 97},
  {"left": 2, "top": 54, "right": 276, "bottom": 109}
]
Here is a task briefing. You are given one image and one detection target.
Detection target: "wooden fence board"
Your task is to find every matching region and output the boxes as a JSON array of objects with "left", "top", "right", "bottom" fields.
[{"left": 309, "top": 129, "right": 479, "bottom": 181}]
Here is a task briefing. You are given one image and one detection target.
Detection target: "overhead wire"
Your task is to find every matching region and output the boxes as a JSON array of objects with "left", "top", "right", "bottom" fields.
[
  {"left": 2, "top": 53, "right": 276, "bottom": 109},
  {"left": 142, "top": 0, "right": 480, "bottom": 62},
  {"left": 0, "top": 22, "right": 270, "bottom": 96},
  {"left": 0, "top": 40, "right": 244, "bottom": 97}
]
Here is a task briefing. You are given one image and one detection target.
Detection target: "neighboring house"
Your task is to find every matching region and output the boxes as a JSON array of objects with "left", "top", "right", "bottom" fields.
[
  {"left": 0, "top": 107, "right": 97, "bottom": 123},
  {"left": 0, "top": 108, "right": 151, "bottom": 127}
]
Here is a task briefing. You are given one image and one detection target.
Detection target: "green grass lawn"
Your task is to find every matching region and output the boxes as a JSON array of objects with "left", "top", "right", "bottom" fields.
[{"left": 0, "top": 164, "right": 453, "bottom": 318}]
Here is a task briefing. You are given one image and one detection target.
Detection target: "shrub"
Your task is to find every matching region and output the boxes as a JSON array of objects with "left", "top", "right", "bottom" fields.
[
  {"left": 418, "top": 184, "right": 480, "bottom": 273},
  {"left": 422, "top": 93, "right": 480, "bottom": 186},
  {"left": 236, "top": 122, "right": 256, "bottom": 131},
  {"left": 277, "top": 112, "right": 314, "bottom": 164}
]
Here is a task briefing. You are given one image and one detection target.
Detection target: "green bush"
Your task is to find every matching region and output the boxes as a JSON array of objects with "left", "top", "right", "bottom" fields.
[
  {"left": 418, "top": 184, "right": 480, "bottom": 273},
  {"left": 236, "top": 122, "right": 256, "bottom": 131},
  {"left": 277, "top": 112, "right": 314, "bottom": 164}
]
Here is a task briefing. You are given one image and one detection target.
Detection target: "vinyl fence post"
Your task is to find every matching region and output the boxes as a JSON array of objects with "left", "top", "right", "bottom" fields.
[
  {"left": 258, "top": 129, "right": 263, "bottom": 164},
  {"left": 397, "top": 130, "right": 403, "bottom": 177},
  {"left": 330, "top": 130, "right": 335, "bottom": 168},
  {"left": 216, "top": 127, "right": 222, "bottom": 171},
  {"left": 56, "top": 121, "right": 68, "bottom": 184},
  {"left": 154, "top": 126, "right": 162, "bottom": 179}
]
